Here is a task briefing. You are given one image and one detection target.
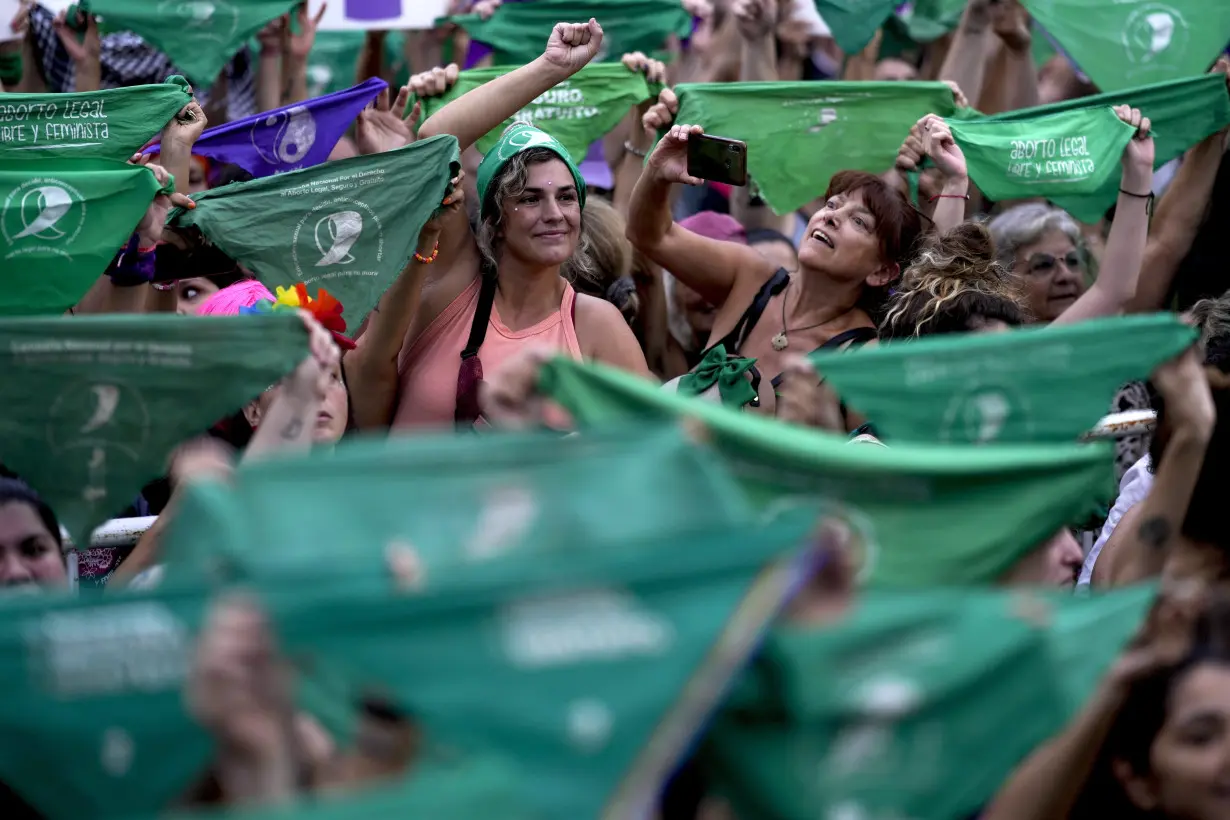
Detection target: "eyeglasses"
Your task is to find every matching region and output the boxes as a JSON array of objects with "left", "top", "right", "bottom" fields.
[{"left": 1025, "top": 250, "right": 1083, "bottom": 277}]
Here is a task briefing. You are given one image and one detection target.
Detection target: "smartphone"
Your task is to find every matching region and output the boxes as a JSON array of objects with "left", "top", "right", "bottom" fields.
[{"left": 687, "top": 134, "right": 749, "bottom": 187}]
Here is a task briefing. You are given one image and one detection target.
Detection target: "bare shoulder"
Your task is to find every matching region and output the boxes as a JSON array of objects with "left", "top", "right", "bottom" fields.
[
  {"left": 573, "top": 291, "right": 629, "bottom": 337},
  {"left": 573, "top": 293, "right": 652, "bottom": 377}
]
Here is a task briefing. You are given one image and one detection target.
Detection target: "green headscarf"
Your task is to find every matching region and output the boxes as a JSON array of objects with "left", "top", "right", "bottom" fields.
[{"left": 475, "top": 121, "right": 587, "bottom": 221}]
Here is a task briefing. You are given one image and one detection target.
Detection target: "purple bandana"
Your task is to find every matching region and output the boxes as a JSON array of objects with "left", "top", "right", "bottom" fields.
[{"left": 150, "top": 78, "right": 387, "bottom": 178}]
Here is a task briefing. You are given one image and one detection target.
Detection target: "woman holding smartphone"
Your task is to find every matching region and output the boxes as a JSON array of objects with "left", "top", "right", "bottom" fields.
[{"left": 627, "top": 115, "right": 925, "bottom": 417}]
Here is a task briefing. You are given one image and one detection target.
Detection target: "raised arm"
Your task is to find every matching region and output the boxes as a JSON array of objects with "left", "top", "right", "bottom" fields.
[
  {"left": 1094, "top": 347, "right": 1215, "bottom": 587},
  {"left": 1053, "top": 106, "right": 1154, "bottom": 326},
  {"left": 626, "top": 122, "right": 772, "bottom": 308},
  {"left": 416, "top": 18, "right": 605, "bottom": 153}
]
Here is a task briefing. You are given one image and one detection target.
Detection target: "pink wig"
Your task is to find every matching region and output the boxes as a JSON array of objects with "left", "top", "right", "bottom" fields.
[{"left": 195, "top": 280, "right": 275, "bottom": 316}]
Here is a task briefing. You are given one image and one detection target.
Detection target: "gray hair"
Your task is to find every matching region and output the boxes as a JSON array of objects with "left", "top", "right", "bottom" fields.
[
  {"left": 475, "top": 147, "right": 595, "bottom": 284},
  {"left": 986, "top": 203, "right": 1081, "bottom": 269}
]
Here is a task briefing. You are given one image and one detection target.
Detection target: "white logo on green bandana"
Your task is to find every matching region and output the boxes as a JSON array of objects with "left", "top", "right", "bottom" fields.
[
  {"left": 79, "top": 384, "right": 120, "bottom": 435},
  {"left": 315, "top": 211, "right": 363, "bottom": 266},
  {"left": 942, "top": 384, "right": 1030, "bottom": 444},
  {"left": 2, "top": 178, "right": 86, "bottom": 256},
  {"left": 809, "top": 107, "right": 839, "bottom": 133},
  {"left": 292, "top": 194, "right": 386, "bottom": 284},
  {"left": 500, "top": 126, "right": 561, "bottom": 161},
  {"left": 162, "top": 0, "right": 239, "bottom": 45},
  {"left": 1122, "top": 4, "right": 1188, "bottom": 65},
  {"left": 101, "top": 727, "right": 135, "bottom": 777},
  {"left": 254, "top": 107, "right": 317, "bottom": 166}
]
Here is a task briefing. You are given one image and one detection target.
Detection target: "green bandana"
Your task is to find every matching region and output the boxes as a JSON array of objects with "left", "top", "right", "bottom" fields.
[
  {"left": 0, "top": 77, "right": 193, "bottom": 161},
  {"left": 676, "top": 344, "right": 759, "bottom": 409},
  {"left": 0, "top": 314, "right": 305, "bottom": 545},
  {"left": 0, "top": 583, "right": 360, "bottom": 820},
  {"left": 1021, "top": 0, "right": 1230, "bottom": 93},
  {"left": 0, "top": 158, "right": 173, "bottom": 315},
  {"left": 170, "top": 134, "right": 460, "bottom": 331},
  {"left": 83, "top": 0, "right": 299, "bottom": 87},
  {"left": 811, "top": 314, "right": 1195, "bottom": 444},
  {"left": 703, "top": 583, "right": 1156, "bottom": 820},
  {"left": 672, "top": 81, "right": 958, "bottom": 214},
  {"left": 811, "top": 0, "right": 901, "bottom": 55},
  {"left": 536, "top": 358, "right": 1116, "bottom": 586},
  {"left": 443, "top": 0, "right": 694, "bottom": 66},
  {"left": 476, "top": 122, "right": 586, "bottom": 221},
  {"left": 420, "top": 64, "right": 657, "bottom": 163},
  {"left": 76, "top": 512, "right": 813, "bottom": 820},
  {"left": 947, "top": 106, "right": 1137, "bottom": 202},
  {"left": 163, "top": 423, "right": 755, "bottom": 581},
  {"left": 897, "top": 0, "right": 968, "bottom": 42},
  {"left": 979, "top": 73, "right": 1230, "bottom": 220},
  {"left": 265, "top": 513, "right": 815, "bottom": 820}
]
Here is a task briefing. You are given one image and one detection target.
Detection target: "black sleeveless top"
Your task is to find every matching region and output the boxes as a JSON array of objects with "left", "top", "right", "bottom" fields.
[{"left": 699, "top": 268, "right": 878, "bottom": 391}]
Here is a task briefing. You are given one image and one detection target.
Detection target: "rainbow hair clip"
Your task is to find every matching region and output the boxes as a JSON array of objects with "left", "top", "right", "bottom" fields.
[{"left": 239, "top": 283, "right": 355, "bottom": 350}]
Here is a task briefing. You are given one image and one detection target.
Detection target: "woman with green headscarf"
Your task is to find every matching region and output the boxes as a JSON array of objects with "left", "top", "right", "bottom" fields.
[{"left": 389, "top": 18, "right": 651, "bottom": 432}]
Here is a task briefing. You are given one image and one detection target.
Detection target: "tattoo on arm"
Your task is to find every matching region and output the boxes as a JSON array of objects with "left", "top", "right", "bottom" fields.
[
  {"left": 1138, "top": 516, "right": 1172, "bottom": 550},
  {"left": 279, "top": 418, "right": 304, "bottom": 441}
]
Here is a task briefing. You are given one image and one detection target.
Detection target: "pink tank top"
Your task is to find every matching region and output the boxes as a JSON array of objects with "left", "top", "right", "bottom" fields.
[{"left": 393, "top": 277, "right": 583, "bottom": 429}]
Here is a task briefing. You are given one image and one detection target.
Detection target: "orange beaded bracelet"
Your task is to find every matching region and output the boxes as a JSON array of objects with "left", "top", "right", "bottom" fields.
[{"left": 414, "top": 241, "right": 440, "bottom": 265}]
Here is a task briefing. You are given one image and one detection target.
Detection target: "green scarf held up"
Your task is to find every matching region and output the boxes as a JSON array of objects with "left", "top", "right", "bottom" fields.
[
  {"left": 82, "top": 0, "right": 299, "bottom": 87},
  {"left": 672, "top": 81, "right": 958, "bottom": 214},
  {"left": 947, "top": 106, "right": 1137, "bottom": 202},
  {"left": 1020, "top": 0, "right": 1230, "bottom": 93},
  {"left": 442, "top": 0, "right": 694, "bottom": 66},
  {"left": 167, "top": 757, "right": 540, "bottom": 820},
  {"left": 703, "top": 583, "right": 1156, "bottom": 820},
  {"left": 676, "top": 344, "right": 760, "bottom": 408},
  {"left": 898, "top": 0, "right": 969, "bottom": 42},
  {"left": 170, "top": 134, "right": 460, "bottom": 332},
  {"left": 0, "top": 158, "right": 172, "bottom": 315},
  {"left": 536, "top": 357, "right": 1116, "bottom": 586},
  {"left": 0, "top": 77, "right": 193, "bottom": 162},
  {"left": 0, "top": 313, "right": 305, "bottom": 546},
  {"left": 162, "top": 424, "right": 756, "bottom": 583},
  {"left": 810, "top": 315, "right": 1196, "bottom": 446},
  {"left": 978, "top": 73, "right": 1230, "bottom": 220},
  {"left": 811, "top": 0, "right": 900, "bottom": 55},
  {"left": 418, "top": 63, "right": 657, "bottom": 163},
  {"left": 262, "top": 514, "right": 815, "bottom": 820}
]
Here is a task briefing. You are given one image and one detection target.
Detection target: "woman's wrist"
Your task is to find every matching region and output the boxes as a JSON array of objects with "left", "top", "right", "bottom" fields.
[
  {"left": 416, "top": 230, "right": 442, "bottom": 256},
  {"left": 1120, "top": 168, "right": 1153, "bottom": 197},
  {"left": 940, "top": 176, "right": 970, "bottom": 197},
  {"left": 532, "top": 53, "right": 579, "bottom": 85}
]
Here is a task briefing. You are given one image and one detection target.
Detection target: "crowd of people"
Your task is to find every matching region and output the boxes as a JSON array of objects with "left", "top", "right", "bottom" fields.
[{"left": 1, "top": 0, "right": 1230, "bottom": 817}]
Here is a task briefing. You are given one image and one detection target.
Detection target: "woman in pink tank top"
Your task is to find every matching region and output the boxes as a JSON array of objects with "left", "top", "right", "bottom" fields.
[{"left": 375, "top": 19, "right": 651, "bottom": 431}]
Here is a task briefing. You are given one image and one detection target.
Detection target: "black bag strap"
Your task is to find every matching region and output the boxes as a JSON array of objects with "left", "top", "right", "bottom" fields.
[
  {"left": 462, "top": 273, "right": 498, "bottom": 362},
  {"left": 769, "top": 326, "right": 878, "bottom": 390},
  {"left": 454, "top": 273, "right": 500, "bottom": 429},
  {"left": 704, "top": 268, "right": 790, "bottom": 358}
]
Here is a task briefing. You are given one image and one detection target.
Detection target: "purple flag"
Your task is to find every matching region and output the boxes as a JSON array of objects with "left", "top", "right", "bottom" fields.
[
  {"left": 150, "top": 78, "right": 387, "bottom": 178},
  {"left": 579, "top": 140, "right": 613, "bottom": 190}
]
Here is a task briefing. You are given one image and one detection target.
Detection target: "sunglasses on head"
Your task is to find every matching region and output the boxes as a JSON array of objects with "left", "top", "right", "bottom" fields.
[{"left": 1025, "top": 250, "right": 1083, "bottom": 276}]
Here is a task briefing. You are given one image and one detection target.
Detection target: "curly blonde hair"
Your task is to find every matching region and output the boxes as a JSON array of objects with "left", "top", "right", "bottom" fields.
[{"left": 880, "top": 222, "right": 1030, "bottom": 339}]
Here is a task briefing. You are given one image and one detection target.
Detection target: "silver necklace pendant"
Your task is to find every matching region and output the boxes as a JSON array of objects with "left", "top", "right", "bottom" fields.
[{"left": 771, "top": 332, "right": 789, "bottom": 351}]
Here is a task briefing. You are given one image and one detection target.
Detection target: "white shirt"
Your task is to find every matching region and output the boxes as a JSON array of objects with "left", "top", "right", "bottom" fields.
[{"left": 1077, "top": 455, "right": 1154, "bottom": 587}]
